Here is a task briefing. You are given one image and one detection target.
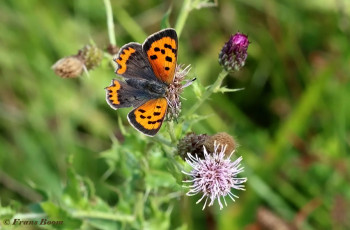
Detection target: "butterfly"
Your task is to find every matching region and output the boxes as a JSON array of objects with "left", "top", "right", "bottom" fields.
[{"left": 105, "top": 28, "right": 178, "bottom": 136}]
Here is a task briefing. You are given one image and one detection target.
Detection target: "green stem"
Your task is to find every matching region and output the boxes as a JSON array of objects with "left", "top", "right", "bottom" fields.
[
  {"left": 175, "top": 0, "right": 192, "bottom": 37},
  {"left": 185, "top": 69, "right": 228, "bottom": 116},
  {"left": 103, "top": 0, "right": 116, "bottom": 46},
  {"left": 153, "top": 135, "right": 175, "bottom": 147},
  {"left": 167, "top": 121, "right": 177, "bottom": 144}
]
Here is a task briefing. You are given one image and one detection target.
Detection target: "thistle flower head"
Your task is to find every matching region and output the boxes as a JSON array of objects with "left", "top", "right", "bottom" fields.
[
  {"left": 165, "top": 64, "right": 193, "bottom": 120},
  {"left": 182, "top": 142, "right": 247, "bottom": 210},
  {"left": 218, "top": 32, "right": 250, "bottom": 72}
]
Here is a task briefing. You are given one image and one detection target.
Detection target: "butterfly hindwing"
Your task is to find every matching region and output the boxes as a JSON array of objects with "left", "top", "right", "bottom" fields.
[
  {"left": 105, "top": 79, "right": 150, "bottom": 109},
  {"left": 115, "top": 42, "right": 158, "bottom": 81},
  {"left": 143, "top": 28, "right": 178, "bottom": 84},
  {"left": 127, "top": 98, "right": 168, "bottom": 136}
]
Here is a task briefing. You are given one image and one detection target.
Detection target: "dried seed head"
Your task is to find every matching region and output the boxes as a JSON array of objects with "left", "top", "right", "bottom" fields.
[
  {"left": 204, "top": 132, "right": 237, "bottom": 156},
  {"left": 52, "top": 55, "right": 84, "bottom": 78},
  {"left": 177, "top": 132, "right": 209, "bottom": 160}
]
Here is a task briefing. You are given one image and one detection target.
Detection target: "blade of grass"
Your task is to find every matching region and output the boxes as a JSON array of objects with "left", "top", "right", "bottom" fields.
[
  {"left": 113, "top": 4, "right": 147, "bottom": 42},
  {"left": 175, "top": 0, "right": 192, "bottom": 37}
]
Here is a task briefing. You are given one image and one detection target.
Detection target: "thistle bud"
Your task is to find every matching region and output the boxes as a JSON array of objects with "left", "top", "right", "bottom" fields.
[
  {"left": 218, "top": 32, "right": 249, "bottom": 72},
  {"left": 52, "top": 55, "right": 84, "bottom": 78},
  {"left": 80, "top": 45, "right": 103, "bottom": 70},
  {"left": 177, "top": 132, "right": 209, "bottom": 160}
]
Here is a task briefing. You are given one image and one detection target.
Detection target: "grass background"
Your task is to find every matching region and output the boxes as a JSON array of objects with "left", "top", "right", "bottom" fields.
[{"left": 0, "top": 0, "right": 349, "bottom": 229}]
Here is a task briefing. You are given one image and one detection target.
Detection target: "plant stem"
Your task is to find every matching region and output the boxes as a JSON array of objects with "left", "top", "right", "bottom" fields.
[
  {"left": 103, "top": 0, "right": 116, "bottom": 46},
  {"left": 167, "top": 121, "right": 177, "bottom": 144},
  {"left": 175, "top": 0, "right": 192, "bottom": 37},
  {"left": 185, "top": 69, "right": 228, "bottom": 116},
  {"left": 153, "top": 135, "right": 175, "bottom": 147}
]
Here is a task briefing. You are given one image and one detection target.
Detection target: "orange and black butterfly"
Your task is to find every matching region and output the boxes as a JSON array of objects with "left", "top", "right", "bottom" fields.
[{"left": 105, "top": 28, "right": 178, "bottom": 136}]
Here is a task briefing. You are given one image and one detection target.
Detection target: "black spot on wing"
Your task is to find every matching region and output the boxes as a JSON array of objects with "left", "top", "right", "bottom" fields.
[
  {"left": 165, "top": 56, "right": 172, "bottom": 62},
  {"left": 150, "top": 55, "right": 157, "bottom": 60},
  {"left": 139, "top": 109, "right": 146, "bottom": 113},
  {"left": 164, "top": 44, "right": 172, "bottom": 49}
]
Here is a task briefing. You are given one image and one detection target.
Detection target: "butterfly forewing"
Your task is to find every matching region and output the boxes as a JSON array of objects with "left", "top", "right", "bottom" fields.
[
  {"left": 114, "top": 42, "right": 158, "bottom": 82},
  {"left": 143, "top": 28, "right": 178, "bottom": 84}
]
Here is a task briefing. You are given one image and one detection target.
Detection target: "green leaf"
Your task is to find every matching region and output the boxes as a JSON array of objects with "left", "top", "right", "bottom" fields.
[
  {"left": 192, "top": 80, "right": 203, "bottom": 99},
  {"left": 145, "top": 170, "right": 177, "bottom": 189},
  {"left": 0, "top": 205, "right": 15, "bottom": 220},
  {"left": 215, "top": 87, "right": 245, "bottom": 93},
  {"left": 86, "top": 219, "right": 121, "bottom": 230},
  {"left": 40, "top": 201, "right": 82, "bottom": 229},
  {"left": 192, "top": 0, "right": 218, "bottom": 9},
  {"left": 62, "top": 169, "right": 88, "bottom": 208},
  {"left": 143, "top": 209, "right": 171, "bottom": 230}
]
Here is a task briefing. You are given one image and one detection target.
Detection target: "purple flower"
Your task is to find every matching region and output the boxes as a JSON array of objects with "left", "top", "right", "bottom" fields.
[
  {"left": 218, "top": 32, "right": 250, "bottom": 72},
  {"left": 182, "top": 142, "right": 247, "bottom": 210}
]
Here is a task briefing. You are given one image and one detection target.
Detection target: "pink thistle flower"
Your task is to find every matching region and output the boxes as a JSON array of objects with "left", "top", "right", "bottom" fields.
[
  {"left": 165, "top": 64, "right": 193, "bottom": 121},
  {"left": 182, "top": 142, "right": 247, "bottom": 210}
]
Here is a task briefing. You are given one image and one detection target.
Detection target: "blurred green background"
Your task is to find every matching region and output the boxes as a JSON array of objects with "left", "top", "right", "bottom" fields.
[{"left": 1, "top": 0, "right": 350, "bottom": 229}]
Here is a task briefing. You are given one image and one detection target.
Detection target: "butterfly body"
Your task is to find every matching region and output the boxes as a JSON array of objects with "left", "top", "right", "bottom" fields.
[
  {"left": 106, "top": 28, "right": 178, "bottom": 136},
  {"left": 125, "top": 78, "right": 167, "bottom": 97}
]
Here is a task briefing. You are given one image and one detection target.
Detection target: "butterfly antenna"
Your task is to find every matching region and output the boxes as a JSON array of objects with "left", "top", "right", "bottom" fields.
[{"left": 182, "top": 77, "right": 196, "bottom": 89}]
